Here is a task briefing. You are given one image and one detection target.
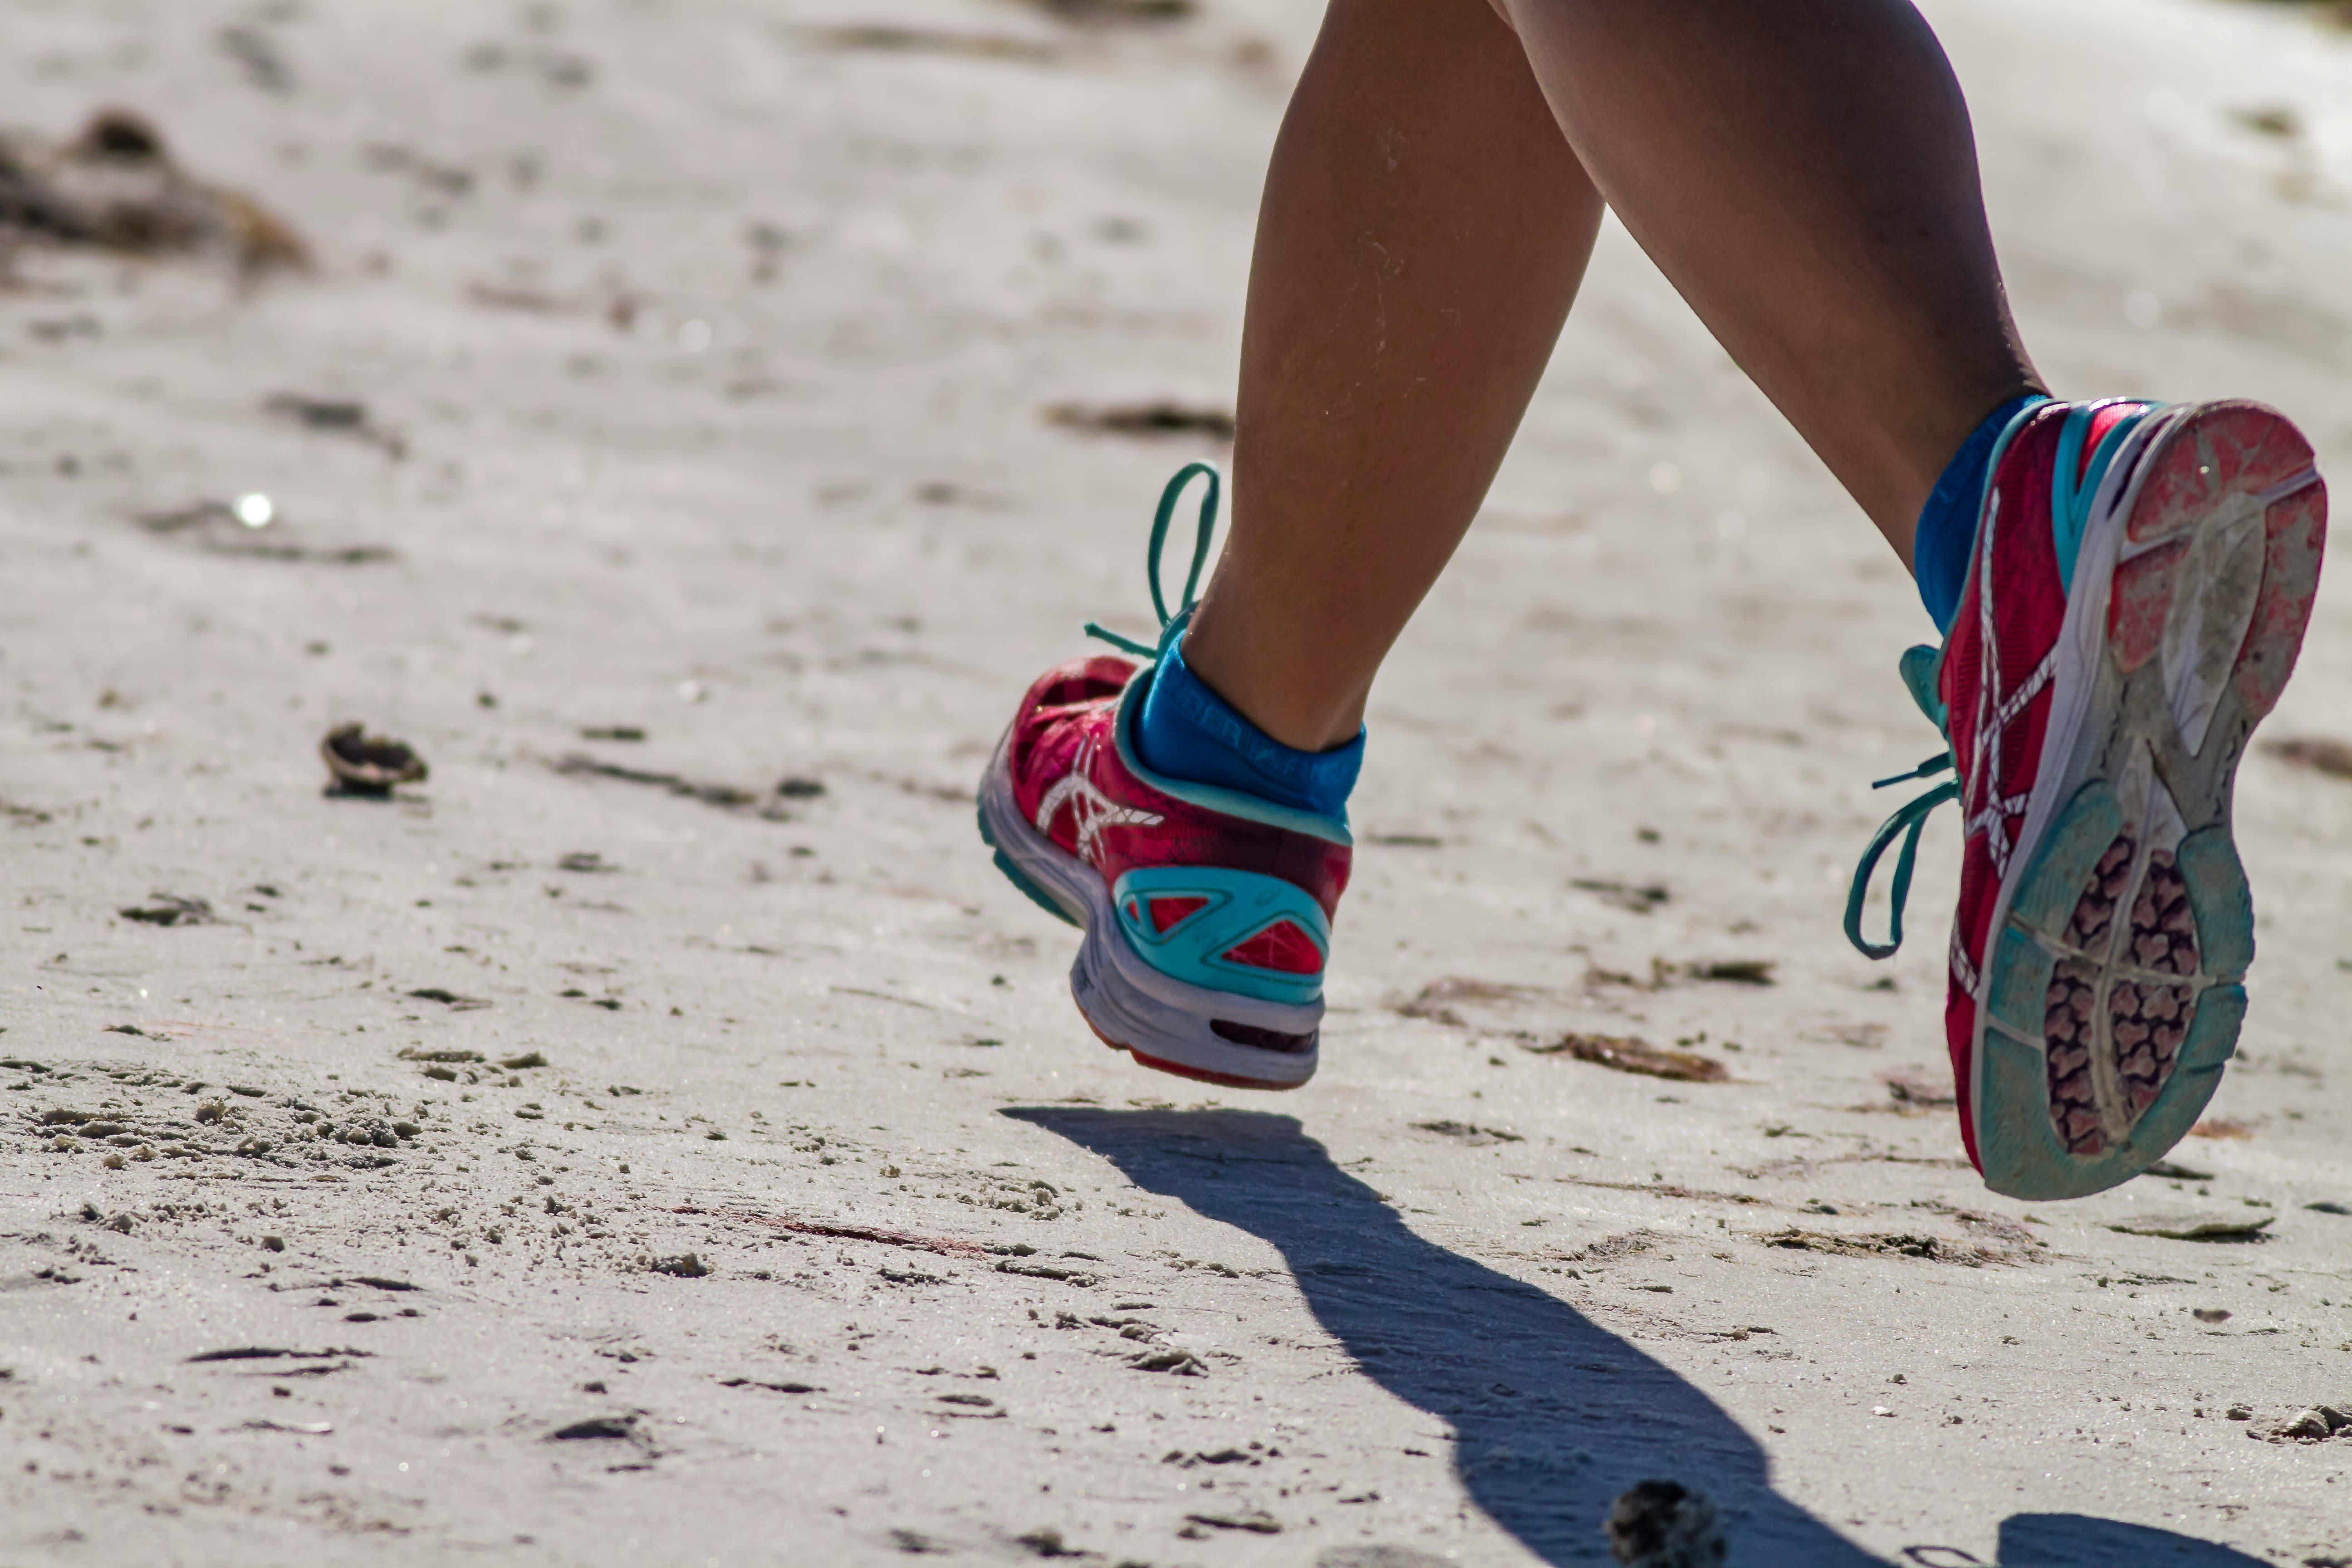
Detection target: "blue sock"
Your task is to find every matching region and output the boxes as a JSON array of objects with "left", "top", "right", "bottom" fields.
[
  {"left": 1133, "top": 635, "right": 1363, "bottom": 820},
  {"left": 1915, "top": 392, "right": 2048, "bottom": 633}
]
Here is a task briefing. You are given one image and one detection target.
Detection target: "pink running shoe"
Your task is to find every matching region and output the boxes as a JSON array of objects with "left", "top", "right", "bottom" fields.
[
  {"left": 978, "top": 466, "right": 1350, "bottom": 1089},
  {"left": 1850, "top": 398, "right": 2326, "bottom": 1198}
]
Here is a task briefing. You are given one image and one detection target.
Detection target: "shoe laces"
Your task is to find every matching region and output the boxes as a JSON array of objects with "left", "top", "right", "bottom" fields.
[
  {"left": 1843, "top": 749, "right": 1959, "bottom": 960},
  {"left": 1082, "top": 462, "right": 1221, "bottom": 664},
  {"left": 1844, "top": 638, "right": 1959, "bottom": 959}
]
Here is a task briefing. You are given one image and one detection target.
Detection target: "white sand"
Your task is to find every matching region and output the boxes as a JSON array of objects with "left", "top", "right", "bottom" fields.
[{"left": 1, "top": 1, "right": 2348, "bottom": 1563}]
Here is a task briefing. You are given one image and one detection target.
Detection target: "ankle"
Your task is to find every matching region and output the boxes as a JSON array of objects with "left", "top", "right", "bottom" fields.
[
  {"left": 1912, "top": 391, "right": 2049, "bottom": 632},
  {"left": 1177, "top": 609, "right": 1367, "bottom": 754}
]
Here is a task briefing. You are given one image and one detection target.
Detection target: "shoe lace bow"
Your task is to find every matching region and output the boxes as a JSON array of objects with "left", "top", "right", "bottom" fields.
[
  {"left": 1843, "top": 751, "right": 1959, "bottom": 960},
  {"left": 1082, "top": 462, "right": 1221, "bottom": 663},
  {"left": 1843, "top": 642, "right": 1958, "bottom": 960}
]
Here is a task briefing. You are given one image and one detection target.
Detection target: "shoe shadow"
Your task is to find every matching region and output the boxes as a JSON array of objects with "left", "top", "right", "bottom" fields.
[
  {"left": 1006, "top": 1108, "right": 2272, "bottom": 1568},
  {"left": 1992, "top": 1514, "right": 2272, "bottom": 1567}
]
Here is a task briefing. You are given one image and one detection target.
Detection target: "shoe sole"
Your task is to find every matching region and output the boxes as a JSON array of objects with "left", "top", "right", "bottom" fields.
[
  {"left": 1972, "top": 401, "right": 2325, "bottom": 1199},
  {"left": 975, "top": 730, "right": 1321, "bottom": 1090}
]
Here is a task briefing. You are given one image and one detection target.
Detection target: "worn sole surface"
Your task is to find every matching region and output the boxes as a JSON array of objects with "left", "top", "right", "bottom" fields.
[
  {"left": 976, "top": 731, "right": 1320, "bottom": 1090},
  {"left": 1974, "top": 401, "right": 2325, "bottom": 1199}
]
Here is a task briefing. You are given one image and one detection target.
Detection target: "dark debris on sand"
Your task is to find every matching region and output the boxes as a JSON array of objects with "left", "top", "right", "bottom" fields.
[
  {"left": 1409, "top": 1119, "right": 1523, "bottom": 1146},
  {"left": 118, "top": 893, "right": 216, "bottom": 927},
  {"left": 135, "top": 501, "right": 397, "bottom": 565},
  {"left": 321, "top": 724, "right": 428, "bottom": 795},
  {"left": 804, "top": 25, "right": 1066, "bottom": 64},
  {"left": 2268, "top": 735, "right": 2352, "bottom": 780},
  {"left": 1571, "top": 876, "right": 1671, "bottom": 913},
  {"left": 1044, "top": 400, "right": 1236, "bottom": 441},
  {"left": 263, "top": 392, "right": 407, "bottom": 458},
  {"left": 1605, "top": 1480, "right": 1725, "bottom": 1568},
  {"left": 1388, "top": 976, "right": 1543, "bottom": 1026},
  {"left": 0, "top": 109, "right": 306, "bottom": 279},
  {"left": 549, "top": 753, "right": 799, "bottom": 820},
  {"left": 1524, "top": 1033, "right": 1727, "bottom": 1084},
  {"left": 1021, "top": 0, "right": 1197, "bottom": 20}
]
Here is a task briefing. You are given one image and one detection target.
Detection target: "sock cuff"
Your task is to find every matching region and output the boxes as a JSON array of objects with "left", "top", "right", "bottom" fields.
[
  {"left": 1135, "top": 638, "right": 1363, "bottom": 820},
  {"left": 1916, "top": 392, "right": 2048, "bottom": 633}
]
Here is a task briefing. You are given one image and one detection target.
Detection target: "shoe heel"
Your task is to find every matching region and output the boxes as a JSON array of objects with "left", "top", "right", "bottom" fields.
[{"left": 1068, "top": 894, "right": 1321, "bottom": 1091}]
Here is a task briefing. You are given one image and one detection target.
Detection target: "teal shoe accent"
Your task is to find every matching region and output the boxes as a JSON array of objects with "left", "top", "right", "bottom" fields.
[
  {"left": 2175, "top": 981, "right": 2245, "bottom": 1076},
  {"left": 1844, "top": 645, "right": 1962, "bottom": 960},
  {"left": 994, "top": 849, "right": 1078, "bottom": 927},
  {"left": 1841, "top": 402, "right": 2058, "bottom": 958},
  {"left": 1110, "top": 865, "right": 1329, "bottom": 1008},
  {"left": 1896, "top": 643, "right": 1948, "bottom": 731},
  {"left": 978, "top": 796, "right": 1079, "bottom": 927},
  {"left": 2048, "top": 400, "right": 2164, "bottom": 594},
  {"left": 2175, "top": 826, "right": 2254, "bottom": 981},
  {"left": 1977, "top": 983, "right": 2241, "bottom": 1200},
  {"left": 1984, "top": 924, "right": 2055, "bottom": 1039},
  {"left": 1982, "top": 393, "right": 2050, "bottom": 472},
  {"left": 2006, "top": 783, "right": 2126, "bottom": 935},
  {"left": 1976, "top": 1023, "right": 2063, "bottom": 1194},
  {"left": 1843, "top": 398, "right": 2153, "bottom": 962}
]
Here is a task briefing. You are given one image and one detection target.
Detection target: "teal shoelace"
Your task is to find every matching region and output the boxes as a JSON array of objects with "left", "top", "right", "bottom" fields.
[
  {"left": 1082, "top": 462, "right": 1222, "bottom": 664},
  {"left": 1843, "top": 751, "right": 1960, "bottom": 960},
  {"left": 1846, "top": 640, "right": 1959, "bottom": 960}
]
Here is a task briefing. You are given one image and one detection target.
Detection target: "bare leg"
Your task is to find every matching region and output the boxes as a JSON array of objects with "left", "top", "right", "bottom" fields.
[
  {"left": 1495, "top": 0, "right": 2041, "bottom": 552},
  {"left": 1181, "top": 0, "right": 1603, "bottom": 752},
  {"left": 1184, "top": 0, "right": 2041, "bottom": 752}
]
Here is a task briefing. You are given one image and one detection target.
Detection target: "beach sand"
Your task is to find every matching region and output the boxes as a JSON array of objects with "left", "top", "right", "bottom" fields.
[{"left": 1, "top": 1, "right": 2348, "bottom": 1562}]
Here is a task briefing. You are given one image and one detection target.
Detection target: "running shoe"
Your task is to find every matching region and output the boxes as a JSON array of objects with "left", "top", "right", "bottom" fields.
[
  {"left": 978, "top": 464, "right": 1351, "bottom": 1089},
  {"left": 1850, "top": 398, "right": 2325, "bottom": 1199}
]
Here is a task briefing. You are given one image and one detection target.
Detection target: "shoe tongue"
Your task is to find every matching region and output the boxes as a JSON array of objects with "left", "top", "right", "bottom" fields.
[{"left": 1898, "top": 643, "right": 1948, "bottom": 732}]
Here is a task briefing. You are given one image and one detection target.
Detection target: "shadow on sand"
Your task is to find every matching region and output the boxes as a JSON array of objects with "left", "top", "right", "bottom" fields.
[{"left": 1007, "top": 1108, "right": 2269, "bottom": 1568}]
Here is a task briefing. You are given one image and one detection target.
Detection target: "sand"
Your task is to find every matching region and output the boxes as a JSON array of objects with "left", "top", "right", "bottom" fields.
[{"left": 1, "top": 0, "right": 2349, "bottom": 1563}]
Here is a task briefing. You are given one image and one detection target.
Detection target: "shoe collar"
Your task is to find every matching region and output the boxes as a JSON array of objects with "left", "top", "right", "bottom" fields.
[{"left": 1110, "top": 664, "right": 1354, "bottom": 848}]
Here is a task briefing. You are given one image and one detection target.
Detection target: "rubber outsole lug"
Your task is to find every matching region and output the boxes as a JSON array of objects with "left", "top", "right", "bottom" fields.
[
  {"left": 2175, "top": 826, "right": 2254, "bottom": 981},
  {"left": 1978, "top": 990, "right": 2235, "bottom": 1201}
]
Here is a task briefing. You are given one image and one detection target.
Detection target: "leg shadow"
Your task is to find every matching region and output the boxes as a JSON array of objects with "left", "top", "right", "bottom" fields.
[
  {"left": 1010, "top": 1106, "right": 1879, "bottom": 1566},
  {"left": 1991, "top": 1515, "right": 2271, "bottom": 1567},
  {"left": 1009, "top": 1109, "right": 2278, "bottom": 1568}
]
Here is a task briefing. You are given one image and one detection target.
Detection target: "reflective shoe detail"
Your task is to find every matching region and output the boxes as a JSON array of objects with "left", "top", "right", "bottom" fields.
[
  {"left": 1110, "top": 864, "right": 1329, "bottom": 1007},
  {"left": 1142, "top": 895, "right": 1209, "bottom": 935},
  {"left": 1220, "top": 918, "right": 1326, "bottom": 978},
  {"left": 977, "top": 466, "right": 1351, "bottom": 1091},
  {"left": 1850, "top": 399, "right": 2324, "bottom": 1199}
]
